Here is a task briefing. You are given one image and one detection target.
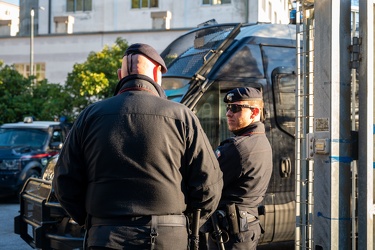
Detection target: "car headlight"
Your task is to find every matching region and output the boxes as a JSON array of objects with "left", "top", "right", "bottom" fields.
[{"left": 0, "top": 159, "right": 21, "bottom": 170}]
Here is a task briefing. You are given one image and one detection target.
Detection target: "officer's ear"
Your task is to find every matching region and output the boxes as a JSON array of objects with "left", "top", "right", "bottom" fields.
[
  {"left": 117, "top": 68, "right": 122, "bottom": 80},
  {"left": 250, "top": 107, "right": 259, "bottom": 119}
]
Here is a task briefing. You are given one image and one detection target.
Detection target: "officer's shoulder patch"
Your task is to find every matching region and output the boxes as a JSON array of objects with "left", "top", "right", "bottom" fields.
[{"left": 215, "top": 149, "right": 221, "bottom": 158}]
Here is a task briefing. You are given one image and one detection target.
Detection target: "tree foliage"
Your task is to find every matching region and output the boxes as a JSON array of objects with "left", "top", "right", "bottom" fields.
[
  {"left": 65, "top": 37, "right": 129, "bottom": 114},
  {"left": 0, "top": 62, "right": 73, "bottom": 124},
  {"left": 0, "top": 62, "right": 33, "bottom": 124},
  {"left": 30, "top": 80, "right": 73, "bottom": 121},
  {"left": 0, "top": 38, "right": 129, "bottom": 124}
]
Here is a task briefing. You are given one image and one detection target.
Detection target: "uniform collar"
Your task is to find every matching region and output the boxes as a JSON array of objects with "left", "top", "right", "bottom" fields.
[
  {"left": 233, "top": 121, "right": 264, "bottom": 136},
  {"left": 113, "top": 74, "right": 167, "bottom": 99}
]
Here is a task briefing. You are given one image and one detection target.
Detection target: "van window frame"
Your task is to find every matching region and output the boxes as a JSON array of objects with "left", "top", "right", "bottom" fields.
[{"left": 272, "top": 69, "right": 296, "bottom": 138}]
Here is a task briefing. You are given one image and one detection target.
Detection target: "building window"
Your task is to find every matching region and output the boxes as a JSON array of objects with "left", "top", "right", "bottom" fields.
[
  {"left": 14, "top": 63, "right": 46, "bottom": 81},
  {"left": 202, "top": 0, "right": 231, "bottom": 5},
  {"left": 131, "top": 0, "right": 158, "bottom": 8},
  {"left": 67, "top": 0, "right": 92, "bottom": 12}
]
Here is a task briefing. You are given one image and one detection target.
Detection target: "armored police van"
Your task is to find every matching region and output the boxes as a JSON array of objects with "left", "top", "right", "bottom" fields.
[
  {"left": 161, "top": 21, "right": 297, "bottom": 244},
  {"left": 14, "top": 21, "right": 297, "bottom": 248}
]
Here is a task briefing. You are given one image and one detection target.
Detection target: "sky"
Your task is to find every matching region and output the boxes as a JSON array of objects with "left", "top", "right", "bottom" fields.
[{"left": 2, "top": 0, "right": 19, "bottom": 5}]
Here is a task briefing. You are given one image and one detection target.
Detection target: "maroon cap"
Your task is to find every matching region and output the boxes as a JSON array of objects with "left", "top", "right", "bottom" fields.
[{"left": 124, "top": 43, "right": 167, "bottom": 73}]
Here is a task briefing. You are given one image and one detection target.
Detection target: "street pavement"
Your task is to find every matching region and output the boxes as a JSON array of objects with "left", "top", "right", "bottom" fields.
[{"left": 0, "top": 196, "right": 32, "bottom": 250}]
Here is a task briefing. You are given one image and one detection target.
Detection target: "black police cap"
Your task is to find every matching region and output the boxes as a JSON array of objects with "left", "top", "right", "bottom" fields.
[
  {"left": 124, "top": 43, "right": 167, "bottom": 73},
  {"left": 224, "top": 87, "right": 262, "bottom": 103}
]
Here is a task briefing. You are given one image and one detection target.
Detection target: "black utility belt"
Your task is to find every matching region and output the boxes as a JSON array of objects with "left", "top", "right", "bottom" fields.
[
  {"left": 91, "top": 214, "right": 187, "bottom": 227},
  {"left": 217, "top": 204, "right": 259, "bottom": 234}
]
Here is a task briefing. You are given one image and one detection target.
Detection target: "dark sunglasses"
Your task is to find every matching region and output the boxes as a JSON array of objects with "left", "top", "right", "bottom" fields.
[{"left": 226, "top": 104, "right": 255, "bottom": 113}]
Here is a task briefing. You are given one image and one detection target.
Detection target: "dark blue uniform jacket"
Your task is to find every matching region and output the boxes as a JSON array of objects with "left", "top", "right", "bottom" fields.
[{"left": 215, "top": 121, "right": 272, "bottom": 216}]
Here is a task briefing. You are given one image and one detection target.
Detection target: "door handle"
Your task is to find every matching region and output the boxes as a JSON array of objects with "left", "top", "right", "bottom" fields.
[{"left": 280, "top": 157, "right": 291, "bottom": 178}]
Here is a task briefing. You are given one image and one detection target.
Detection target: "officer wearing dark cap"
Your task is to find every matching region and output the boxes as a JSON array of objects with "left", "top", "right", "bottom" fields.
[
  {"left": 206, "top": 87, "right": 272, "bottom": 250},
  {"left": 53, "top": 43, "right": 223, "bottom": 250}
]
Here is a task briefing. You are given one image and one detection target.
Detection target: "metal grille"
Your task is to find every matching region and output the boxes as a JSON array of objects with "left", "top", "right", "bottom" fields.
[
  {"left": 24, "top": 178, "right": 52, "bottom": 199},
  {"left": 21, "top": 178, "right": 53, "bottom": 224},
  {"left": 295, "top": 1, "right": 315, "bottom": 249},
  {"left": 161, "top": 24, "right": 238, "bottom": 78},
  {"left": 23, "top": 198, "right": 43, "bottom": 224}
]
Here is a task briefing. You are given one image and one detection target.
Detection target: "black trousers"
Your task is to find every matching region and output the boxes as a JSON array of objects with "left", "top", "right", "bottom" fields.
[{"left": 87, "top": 215, "right": 189, "bottom": 250}]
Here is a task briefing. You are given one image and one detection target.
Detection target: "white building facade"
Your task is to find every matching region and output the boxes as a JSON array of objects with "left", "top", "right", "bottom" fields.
[
  {"left": 0, "top": 0, "right": 292, "bottom": 84},
  {"left": 0, "top": 1, "right": 19, "bottom": 36}
]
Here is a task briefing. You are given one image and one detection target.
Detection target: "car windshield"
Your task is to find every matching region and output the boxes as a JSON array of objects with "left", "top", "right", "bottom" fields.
[
  {"left": 162, "top": 77, "right": 190, "bottom": 102},
  {"left": 0, "top": 129, "right": 48, "bottom": 149}
]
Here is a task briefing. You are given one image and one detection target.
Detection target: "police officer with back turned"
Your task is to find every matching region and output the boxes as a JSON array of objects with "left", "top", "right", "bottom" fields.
[
  {"left": 53, "top": 43, "right": 223, "bottom": 250},
  {"left": 207, "top": 87, "right": 273, "bottom": 250}
]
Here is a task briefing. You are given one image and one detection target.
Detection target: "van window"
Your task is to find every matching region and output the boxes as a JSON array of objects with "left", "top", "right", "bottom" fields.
[
  {"left": 261, "top": 46, "right": 296, "bottom": 80},
  {"left": 215, "top": 44, "right": 264, "bottom": 80},
  {"left": 194, "top": 87, "right": 221, "bottom": 148},
  {"left": 193, "top": 84, "right": 238, "bottom": 149},
  {"left": 273, "top": 73, "right": 296, "bottom": 137}
]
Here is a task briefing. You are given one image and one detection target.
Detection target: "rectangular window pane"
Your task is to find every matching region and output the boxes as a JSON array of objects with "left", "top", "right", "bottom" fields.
[
  {"left": 84, "top": 0, "right": 92, "bottom": 11},
  {"left": 141, "top": 0, "right": 148, "bottom": 8},
  {"left": 202, "top": 0, "right": 210, "bottom": 4},
  {"left": 67, "top": 0, "right": 74, "bottom": 12},
  {"left": 150, "top": 0, "right": 158, "bottom": 8},
  {"left": 14, "top": 63, "right": 32, "bottom": 78},
  {"left": 274, "top": 74, "right": 296, "bottom": 136},
  {"left": 221, "top": 0, "right": 231, "bottom": 4},
  {"left": 76, "top": 0, "right": 83, "bottom": 11},
  {"left": 132, "top": 0, "right": 139, "bottom": 8},
  {"left": 35, "top": 63, "right": 46, "bottom": 81}
]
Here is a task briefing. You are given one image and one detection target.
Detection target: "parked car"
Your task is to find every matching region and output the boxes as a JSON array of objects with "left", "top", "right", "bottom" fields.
[{"left": 0, "top": 117, "right": 71, "bottom": 197}]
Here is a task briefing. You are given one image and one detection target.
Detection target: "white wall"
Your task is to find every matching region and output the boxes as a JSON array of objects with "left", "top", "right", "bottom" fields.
[
  {"left": 37, "top": 0, "right": 290, "bottom": 35},
  {"left": 0, "top": 1, "right": 19, "bottom": 36},
  {"left": 0, "top": 29, "right": 188, "bottom": 84},
  {"left": 0, "top": 0, "right": 291, "bottom": 84}
]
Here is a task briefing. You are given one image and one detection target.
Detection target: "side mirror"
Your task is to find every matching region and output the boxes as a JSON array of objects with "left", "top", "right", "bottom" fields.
[{"left": 50, "top": 142, "right": 63, "bottom": 150}]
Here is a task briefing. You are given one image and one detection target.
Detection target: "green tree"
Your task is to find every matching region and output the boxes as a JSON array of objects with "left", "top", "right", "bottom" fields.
[
  {"left": 0, "top": 62, "right": 33, "bottom": 124},
  {"left": 65, "top": 37, "right": 129, "bottom": 115},
  {"left": 30, "top": 79, "right": 74, "bottom": 121},
  {"left": 0, "top": 37, "right": 129, "bottom": 124},
  {"left": 0, "top": 62, "right": 73, "bottom": 124}
]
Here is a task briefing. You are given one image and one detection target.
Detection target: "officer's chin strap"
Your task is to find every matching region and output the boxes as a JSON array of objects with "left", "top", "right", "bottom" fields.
[{"left": 150, "top": 216, "right": 159, "bottom": 250}]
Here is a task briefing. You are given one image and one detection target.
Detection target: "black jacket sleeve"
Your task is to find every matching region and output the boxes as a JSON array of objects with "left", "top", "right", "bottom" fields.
[
  {"left": 52, "top": 115, "right": 87, "bottom": 226},
  {"left": 184, "top": 116, "right": 223, "bottom": 226}
]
